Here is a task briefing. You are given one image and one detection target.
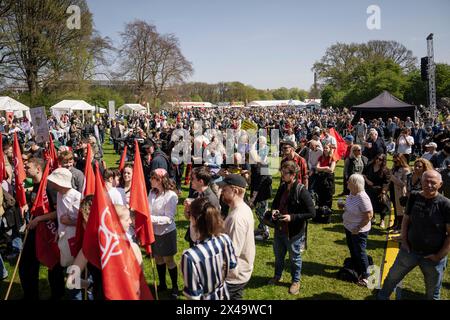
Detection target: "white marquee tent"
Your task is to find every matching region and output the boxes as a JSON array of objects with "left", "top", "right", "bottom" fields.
[
  {"left": 247, "top": 100, "right": 307, "bottom": 108},
  {"left": 0, "top": 96, "right": 31, "bottom": 120},
  {"left": 165, "top": 102, "right": 214, "bottom": 109},
  {"left": 118, "top": 103, "right": 147, "bottom": 115},
  {"left": 50, "top": 100, "right": 96, "bottom": 121}
]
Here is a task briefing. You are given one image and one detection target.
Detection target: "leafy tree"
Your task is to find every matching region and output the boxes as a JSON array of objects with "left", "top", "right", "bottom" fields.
[
  {"left": 272, "top": 87, "right": 289, "bottom": 100},
  {"left": 0, "top": 0, "right": 98, "bottom": 103}
]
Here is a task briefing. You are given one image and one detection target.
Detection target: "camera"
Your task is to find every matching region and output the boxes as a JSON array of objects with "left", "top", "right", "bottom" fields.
[{"left": 272, "top": 210, "right": 281, "bottom": 220}]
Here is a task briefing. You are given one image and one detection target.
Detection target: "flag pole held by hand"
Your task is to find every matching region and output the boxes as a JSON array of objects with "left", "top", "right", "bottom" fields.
[{"left": 4, "top": 214, "right": 32, "bottom": 300}]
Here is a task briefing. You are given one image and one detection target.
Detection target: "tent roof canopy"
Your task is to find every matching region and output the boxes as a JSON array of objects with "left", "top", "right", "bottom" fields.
[
  {"left": 50, "top": 100, "right": 95, "bottom": 111},
  {"left": 166, "top": 102, "right": 214, "bottom": 108},
  {"left": 247, "top": 100, "right": 306, "bottom": 107},
  {"left": 118, "top": 103, "right": 147, "bottom": 112},
  {"left": 351, "top": 91, "right": 415, "bottom": 111},
  {"left": 0, "top": 96, "right": 30, "bottom": 111}
]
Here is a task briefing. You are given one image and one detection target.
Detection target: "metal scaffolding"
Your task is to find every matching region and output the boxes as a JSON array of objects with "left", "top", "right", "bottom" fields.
[{"left": 427, "top": 33, "right": 437, "bottom": 121}]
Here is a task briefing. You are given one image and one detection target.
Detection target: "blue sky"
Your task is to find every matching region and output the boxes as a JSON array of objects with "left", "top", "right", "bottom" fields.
[{"left": 88, "top": 0, "right": 450, "bottom": 90}]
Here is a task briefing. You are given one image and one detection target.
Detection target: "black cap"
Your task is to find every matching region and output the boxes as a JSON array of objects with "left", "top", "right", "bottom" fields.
[{"left": 217, "top": 174, "right": 248, "bottom": 189}]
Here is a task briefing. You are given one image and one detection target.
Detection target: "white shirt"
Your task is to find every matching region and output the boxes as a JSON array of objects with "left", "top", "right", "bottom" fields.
[
  {"left": 322, "top": 134, "right": 337, "bottom": 148},
  {"left": 56, "top": 189, "right": 81, "bottom": 236},
  {"left": 343, "top": 191, "right": 373, "bottom": 233},
  {"left": 148, "top": 190, "right": 178, "bottom": 236},
  {"left": 308, "top": 148, "right": 323, "bottom": 171},
  {"left": 108, "top": 187, "right": 127, "bottom": 205},
  {"left": 422, "top": 151, "right": 436, "bottom": 161},
  {"left": 224, "top": 201, "right": 255, "bottom": 285},
  {"left": 397, "top": 135, "right": 414, "bottom": 154}
]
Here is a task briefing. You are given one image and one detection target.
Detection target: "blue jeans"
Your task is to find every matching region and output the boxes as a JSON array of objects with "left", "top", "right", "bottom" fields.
[
  {"left": 273, "top": 232, "right": 304, "bottom": 283},
  {"left": 344, "top": 229, "right": 369, "bottom": 279},
  {"left": 0, "top": 253, "right": 8, "bottom": 279},
  {"left": 378, "top": 248, "right": 448, "bottom": 300}
]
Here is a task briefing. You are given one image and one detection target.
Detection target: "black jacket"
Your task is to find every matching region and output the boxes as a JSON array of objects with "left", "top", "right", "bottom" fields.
[
  {"left": 270, "top": 181, "right": 316, "bottom": 239},
  {"left": 110, "top": 126, "right": 121, "bottom": 140},
  {"left": 363, "top": 137, "right": 386, "bottom": 161},
  {"left": 250, "top": 164, "right": 272, "bottom": 203}
]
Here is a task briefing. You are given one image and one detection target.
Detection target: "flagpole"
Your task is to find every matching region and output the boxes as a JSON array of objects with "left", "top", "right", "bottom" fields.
[
  {"left": 4, "top": 222, "right": 30, "bottom": 300},
  {"left": 84, "top": 269, "right": 88, "bottom": 300},
  {"left": 149, "top": 256, "right": 159, "bottom": 300}
]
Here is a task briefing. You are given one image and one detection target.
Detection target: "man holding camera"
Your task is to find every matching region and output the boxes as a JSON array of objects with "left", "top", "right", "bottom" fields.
[{"left": 265, "top": 161, "right": 316, "bottom": 295}]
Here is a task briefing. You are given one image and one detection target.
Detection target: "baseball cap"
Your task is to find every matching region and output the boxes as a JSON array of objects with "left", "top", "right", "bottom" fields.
[
  {"left": 344, "top": 135, "right": 354, "bottom": 142},
  {"left": 217, "top": 174, "right": 248, "bottom": 189},
  {"left": 425, "top": 142, "right": 437, "bottom": 149}
]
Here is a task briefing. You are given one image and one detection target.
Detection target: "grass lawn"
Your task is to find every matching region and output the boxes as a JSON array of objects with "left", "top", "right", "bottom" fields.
[{"left": 1, "top": 137, "right": 449, "bottom": 300}]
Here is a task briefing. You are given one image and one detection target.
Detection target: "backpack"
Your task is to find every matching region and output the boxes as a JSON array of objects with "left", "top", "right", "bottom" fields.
[
  {"left": 337, "top": 256, "right": 374, "bottom": 283},
  {"left": 158, "top": 152, "right": 177, "bottom": 180}
]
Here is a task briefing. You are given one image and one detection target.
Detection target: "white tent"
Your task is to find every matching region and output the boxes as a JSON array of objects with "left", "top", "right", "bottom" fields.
[
  {"left": 0, "top": 96, "right": 31, "bottom": 120},
  {"left": 118, "top": 103, "right": 147, "bottom": 115},
  {"left": 247, "top": 100, "right": 307, "bottom": 108},
  {"left": 165, "top": 102, "right": 214, "bottom": 109},
  {"left": 50, "top": 100, "right": 96, "bottom": 121}
]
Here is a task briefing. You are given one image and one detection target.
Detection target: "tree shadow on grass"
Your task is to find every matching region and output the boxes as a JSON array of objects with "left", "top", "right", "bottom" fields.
[
  {"left": 301, "top": 292, "right": 351, "bottom": 300},
  {"left": 245, "top": 275, "right": 290, "bottom": 290},
  {"left": 301, "top": 261, "right": 340, "bottom": 279},
  {"left": 0, "top": 280, "right": 23, "bottom": 300},
  {"left": 333, "top": 238, "right": 387, "bottom": 250},
  {"left": 263, "top": 259, "right": 340, "bottom": 282}
]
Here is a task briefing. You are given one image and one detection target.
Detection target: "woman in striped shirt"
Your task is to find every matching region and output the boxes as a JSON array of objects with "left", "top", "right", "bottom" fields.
[
  {"left": 342, "top": 173, "right": 374, "bottom": 287},
  {"left": 181, "top": 197, "right": 237, "bottom": 300}
]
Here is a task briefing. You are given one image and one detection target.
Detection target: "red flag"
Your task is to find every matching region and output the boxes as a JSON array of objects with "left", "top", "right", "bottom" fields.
[
  {"left": 72, "top": 144, "right": 96, "bottom": 255},
  {"left": 0, "top": 135, "right": 7, "bottom": 182},
  {"left": 13, "top": 133, "right": 27, "bottom": 208},
  {"left": 129, "top": 140, "right": 155, "bottom": 254},
  {"left": 30, "top": 161, "right": 60, "bottom": 269},
  {"left": 47, "top": 134, "right": 59, "bottom": 171},
  {"left": 118, "top": 145, "right": 127, "bottom": 172},
  {"left": 83, "top": 144, "right": 95, "bottom": 197},
  {"left": 329, "top": 128, "right": 347, "bottom": 162},
  {"left": 83, "top": 163, "right": 153, "bottom": 300}
]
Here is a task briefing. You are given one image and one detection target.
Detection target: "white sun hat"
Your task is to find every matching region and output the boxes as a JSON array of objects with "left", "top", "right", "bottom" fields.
[{"left": 47, "top": 168, "right": 73, "bottom": 189}]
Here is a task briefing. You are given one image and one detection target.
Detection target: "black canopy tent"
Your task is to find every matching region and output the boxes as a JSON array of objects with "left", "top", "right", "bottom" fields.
[{"left": 351, "top": 91, "right": 416, "bottom": 123}]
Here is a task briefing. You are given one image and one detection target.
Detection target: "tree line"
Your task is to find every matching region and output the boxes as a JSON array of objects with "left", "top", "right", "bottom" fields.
[
  {"left": 0, "top": 1, "right": 449, "bottom": 111},
  {"left": 313, "top": 41, "right": 450, "bottom": 109}
]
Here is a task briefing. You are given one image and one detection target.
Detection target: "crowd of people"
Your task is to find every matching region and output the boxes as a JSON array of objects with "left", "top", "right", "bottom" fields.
[{"left": 0, "top": 105, "right": 449, "bottom": 300}]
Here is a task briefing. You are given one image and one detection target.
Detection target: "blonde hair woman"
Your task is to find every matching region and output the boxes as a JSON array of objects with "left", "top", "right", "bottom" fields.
[
  {"left": 343, "top": 144, "right": 368, "bottom": 195},
  {"left": 342, "top": 174, "right": 374, "bottom": 287}
]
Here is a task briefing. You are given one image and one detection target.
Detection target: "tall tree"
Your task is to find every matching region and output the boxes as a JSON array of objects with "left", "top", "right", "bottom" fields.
[
  {"left": 313, "top": 41, "right": 417, "bottom": 90},
  {"left": 118, "top": 20, "right": 193, "bottom": 109},
  {"left": 0, "top": 0, "right": 96, "bottom": 102},
  {"left": 360, "top": 40, "right": 417, "bottom": 73},
  {"left": 147, "top": 33, "right": 193, "bottom": 110}
]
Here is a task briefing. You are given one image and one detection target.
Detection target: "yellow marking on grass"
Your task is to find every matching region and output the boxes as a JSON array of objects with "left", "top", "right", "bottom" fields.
[{"left": 379, "top": 207, "right": 400, "bottom": 287}]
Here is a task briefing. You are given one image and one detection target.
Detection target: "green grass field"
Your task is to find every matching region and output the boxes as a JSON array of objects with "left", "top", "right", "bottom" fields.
[{"left": 1, "top": 137, "right": 449, "bottom": 300}]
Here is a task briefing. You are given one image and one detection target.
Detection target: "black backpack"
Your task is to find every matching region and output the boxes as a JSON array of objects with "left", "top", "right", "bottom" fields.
[{"left": 337, "top": 256, "right": 374, "bottom": 283}]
